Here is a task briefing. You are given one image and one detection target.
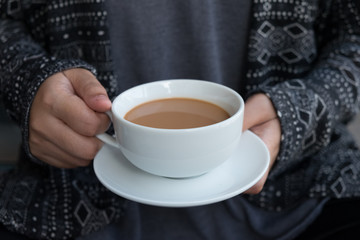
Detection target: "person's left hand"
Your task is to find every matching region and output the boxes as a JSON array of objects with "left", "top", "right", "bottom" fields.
[{"left": 242, "top": 93, "right": 281, "bottom": 194}]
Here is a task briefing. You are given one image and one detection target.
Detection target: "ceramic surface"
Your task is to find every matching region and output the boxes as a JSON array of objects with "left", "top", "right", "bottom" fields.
[{"left": 94, "top": 130, "right": 270, "bottom": 207}]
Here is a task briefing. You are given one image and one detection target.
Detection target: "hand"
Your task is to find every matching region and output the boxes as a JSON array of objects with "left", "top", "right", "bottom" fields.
[
  {"left": 242, "top": 93, "right": 281, "bottom": 194},
  {"left": 29, "top": 68, "right": 111, "bottom": 168}
]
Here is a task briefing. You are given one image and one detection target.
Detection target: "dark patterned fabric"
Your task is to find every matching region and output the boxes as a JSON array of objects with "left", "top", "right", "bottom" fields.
[{"left": 0, "top": 0, "right": 359, "bottom": 239}]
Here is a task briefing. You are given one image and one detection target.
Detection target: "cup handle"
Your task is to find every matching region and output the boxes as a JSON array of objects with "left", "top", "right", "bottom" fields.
[{"left": 96, "top": 111, "right": 119, "bottom": 148}]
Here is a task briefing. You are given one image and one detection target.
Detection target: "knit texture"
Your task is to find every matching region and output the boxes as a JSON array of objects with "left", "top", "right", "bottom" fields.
[{"left": 0, "top": 0, "right": 360, "bottom": 239}]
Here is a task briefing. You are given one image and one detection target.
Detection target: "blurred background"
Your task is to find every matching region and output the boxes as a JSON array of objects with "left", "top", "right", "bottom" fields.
[{"left": 1, "top": 102, "right": 360, "bottom": 170}]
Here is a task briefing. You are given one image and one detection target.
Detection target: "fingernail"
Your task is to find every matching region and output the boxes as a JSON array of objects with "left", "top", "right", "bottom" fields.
[{"left": 93, "top": 95, "right": 110, "bottom": 103}]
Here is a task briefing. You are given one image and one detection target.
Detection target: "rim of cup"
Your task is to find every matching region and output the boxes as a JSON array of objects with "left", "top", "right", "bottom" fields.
[{"left": 111, "top": 79, "right": 244, "bottom": 132}]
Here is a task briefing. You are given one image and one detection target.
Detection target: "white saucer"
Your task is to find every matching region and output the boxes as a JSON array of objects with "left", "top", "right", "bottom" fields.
[{"left": 94, "top": 130, "right": 270, "bottom": 207}]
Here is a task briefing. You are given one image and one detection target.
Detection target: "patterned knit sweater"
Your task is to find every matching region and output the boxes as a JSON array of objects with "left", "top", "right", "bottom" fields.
[{"left": 0, "top": 0, "right": 360, "bottom": 239}]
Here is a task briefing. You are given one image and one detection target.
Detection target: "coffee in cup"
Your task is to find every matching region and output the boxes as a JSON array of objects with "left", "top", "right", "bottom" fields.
[
  {"left": 124, "top": 97, "right": 230, "bottom": 129},
  {"left": 97, "top": 79, "right": 244, "bottom": 178}
]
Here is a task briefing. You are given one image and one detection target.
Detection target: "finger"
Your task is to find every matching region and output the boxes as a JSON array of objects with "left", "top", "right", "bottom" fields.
[
  {"left": 52, "top": 93, "right": 111, "bottom": 136},
  {"left": 251, "top": 118, "right": 281, "bottom": 164},
  {"left": 51, "top": 119, "right": 104, "bottom": 161},
  {"left": 30, "top": 119, "right": 91, "bottom": 168},
  {"left": 243, "top": 93, "right": 278, "bottom": 131},
  {"left": 31, "top": 114, "right": 104, "bottom": 162},
  {"left": 243, "top": 118, "right": 281, "bottom": 194},
  {"left": 30, "top": 138, "right": 88, "bottom": 168},
  {"left": 63, "top": 69, "right": 112, "bottom": 112}
]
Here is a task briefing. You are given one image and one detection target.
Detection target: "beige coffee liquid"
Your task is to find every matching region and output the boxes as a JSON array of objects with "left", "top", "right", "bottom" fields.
[{"left": 124, "top": 98, "right": 230, "bottom": 129}]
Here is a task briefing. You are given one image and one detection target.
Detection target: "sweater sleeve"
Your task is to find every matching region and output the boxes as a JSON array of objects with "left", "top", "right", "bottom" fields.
[
  {"left": 0, "top": 7, "right": 97, "bottom": 164},
  {"left": 258, "top": 0, "right": 360, "bottom": 178}
]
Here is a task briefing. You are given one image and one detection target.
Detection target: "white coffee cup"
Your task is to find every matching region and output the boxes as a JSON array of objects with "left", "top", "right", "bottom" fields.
[{"left": 97, "top": 79, "right": 244, "bottom": 178}]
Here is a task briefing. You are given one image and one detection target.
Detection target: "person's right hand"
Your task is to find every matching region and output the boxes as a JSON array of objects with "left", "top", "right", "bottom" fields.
[{"left": 29, "top": 68, "right": 112, "bottom": 168}]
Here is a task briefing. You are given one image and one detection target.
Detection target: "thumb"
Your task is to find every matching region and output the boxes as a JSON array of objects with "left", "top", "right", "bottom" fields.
[
  {"left": 243, "top": 93, "right": 277, "bottom": 131},
  {"left": 63, "top": 68, "right": 111, "bottom": 112}
]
